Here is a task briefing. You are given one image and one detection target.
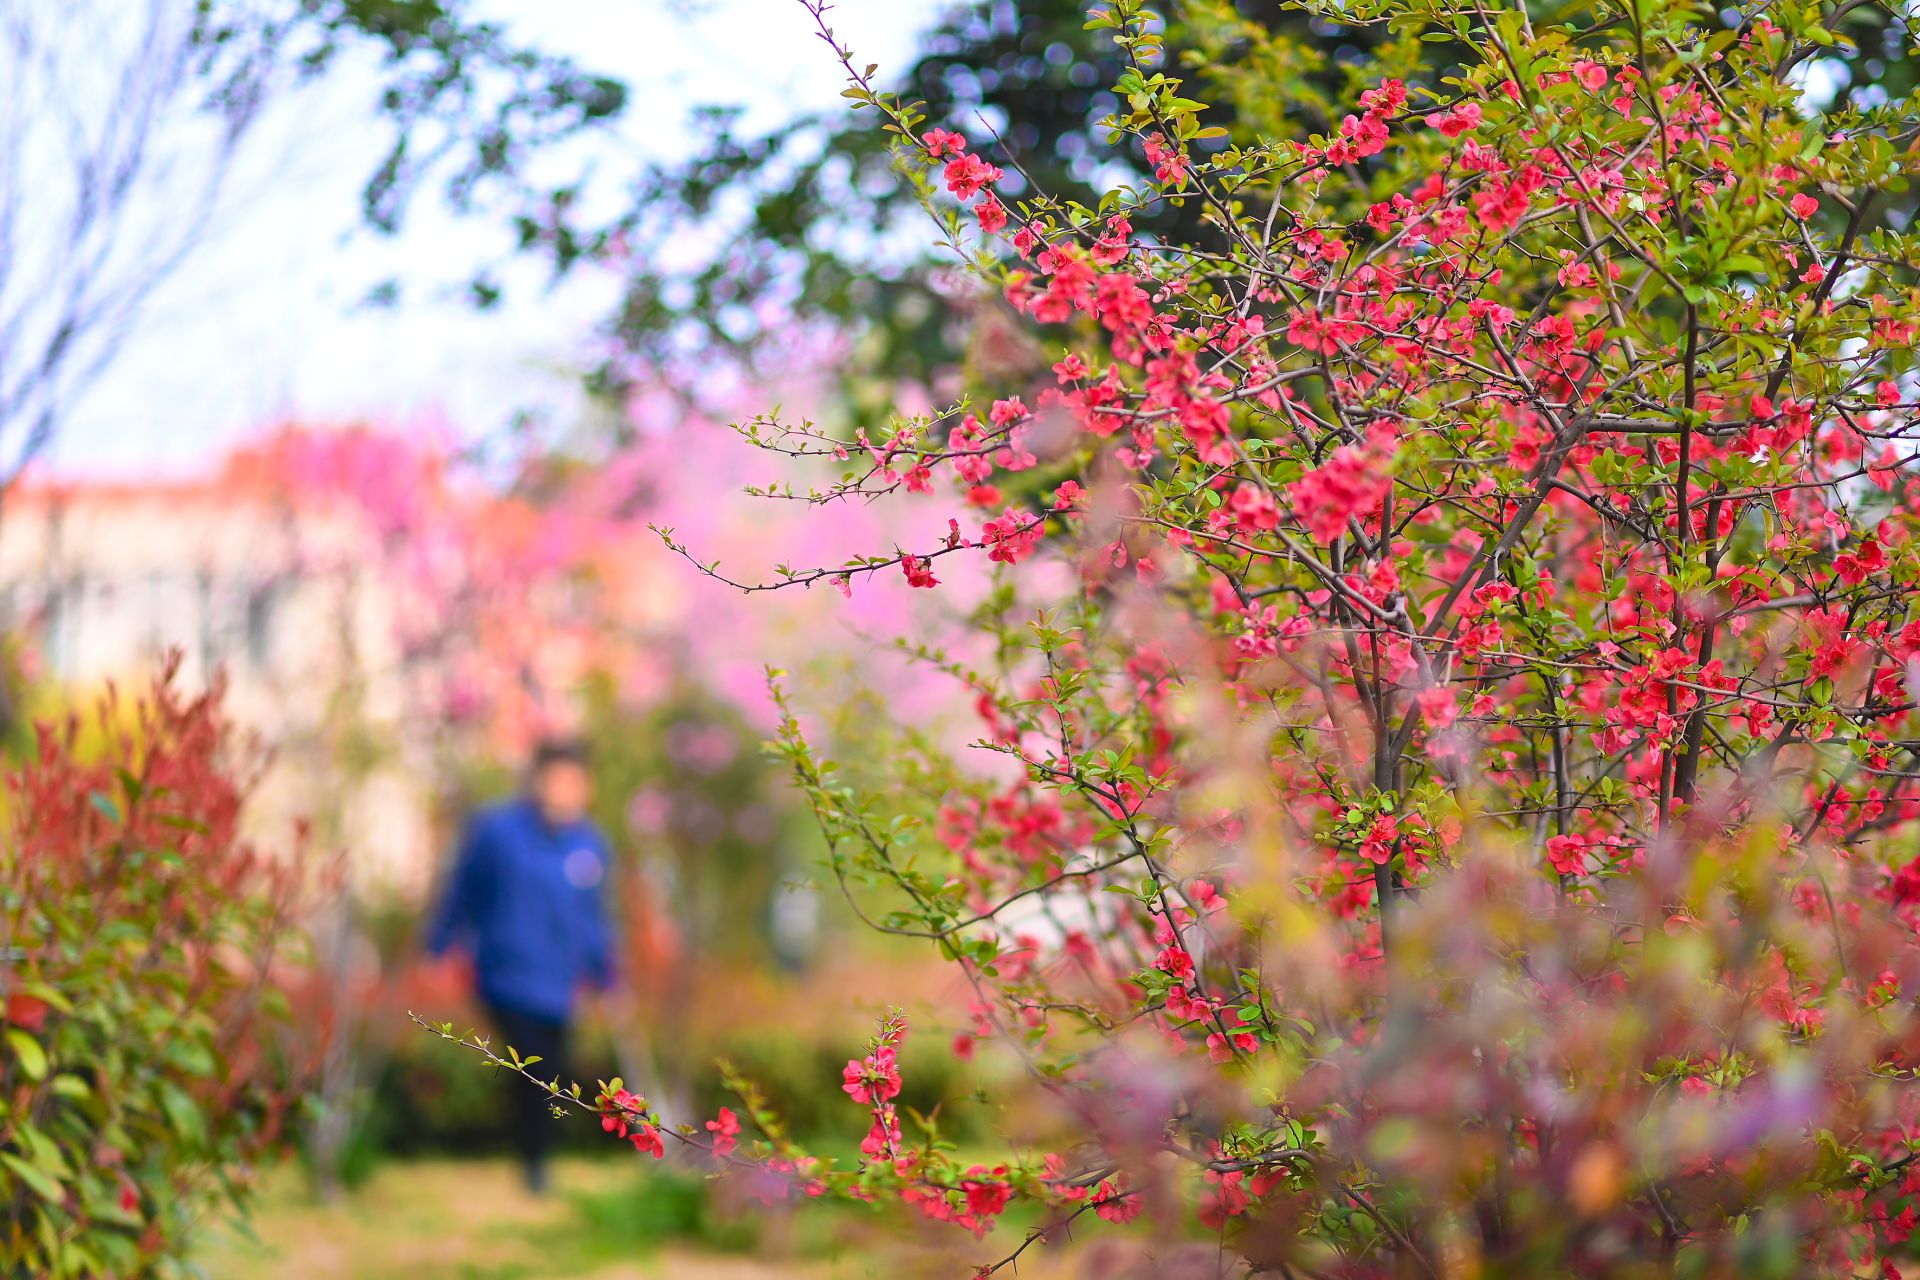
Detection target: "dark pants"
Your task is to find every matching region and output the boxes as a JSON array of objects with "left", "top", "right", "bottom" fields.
[{"left": 485, "top": 1003, "right": 571, "bottom": 1186}]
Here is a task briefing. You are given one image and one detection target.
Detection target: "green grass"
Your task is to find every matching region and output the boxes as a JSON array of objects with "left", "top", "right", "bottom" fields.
[
  {"left": 195, "top": 1155, "right": 817, "bottom": 1280},
  {"left": 195, "top": 1152, "right": 1093, "bottom": 1280}
]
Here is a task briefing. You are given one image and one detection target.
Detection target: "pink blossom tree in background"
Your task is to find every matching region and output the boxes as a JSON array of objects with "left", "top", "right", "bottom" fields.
[{"left": 240, "top": 406, "right": 949, "bottom": 754}]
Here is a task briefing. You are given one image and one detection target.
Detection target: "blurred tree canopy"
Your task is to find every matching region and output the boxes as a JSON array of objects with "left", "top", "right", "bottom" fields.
[
  {"left": 17, "top": 0, "right": 1907, "bottom": 463},
  {"left": 215, "top": 0, "right": 627, "bottom": 273},
  {"left": 280, "top": 0, "right": 1920, "bottom": 410}
]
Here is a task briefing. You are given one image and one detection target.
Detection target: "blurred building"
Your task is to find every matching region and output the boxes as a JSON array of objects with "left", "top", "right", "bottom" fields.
[
  {"left": 0, "top": 415, "right": 931, "bottom": 904},
  {"left": 0, "top": 462, "right": 441, "bottom": 895}
]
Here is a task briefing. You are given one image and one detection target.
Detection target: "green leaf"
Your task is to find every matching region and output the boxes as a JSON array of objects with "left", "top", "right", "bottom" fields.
[
  {"left": 0, "top": 1152, "right": 62, "bottom": 1203},
  {"left": 49, "top": 1074, "right": 90, "bottom": 1100},
  {"left": 165, "top": 1039, "right": 216, "bottom": 1078},
  {"left": 158, "top": 1083, "right": 205, "bottom": 1145},
  {"left": 18, "top": 1125, "right": 69, "bottom": 1178},
  {"left": 7, "top": 1029, "right": 47, "bottom": 1082}
]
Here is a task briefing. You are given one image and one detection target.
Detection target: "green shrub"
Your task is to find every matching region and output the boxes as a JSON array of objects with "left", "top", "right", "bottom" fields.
[{"left": 0, "top": 671, "right": 313, "bottom": 1276}]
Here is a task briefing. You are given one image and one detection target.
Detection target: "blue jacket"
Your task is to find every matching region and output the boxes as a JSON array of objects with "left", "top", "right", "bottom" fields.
[{"left": 426, "top": 797, "right": 616, "bottom": 1021}]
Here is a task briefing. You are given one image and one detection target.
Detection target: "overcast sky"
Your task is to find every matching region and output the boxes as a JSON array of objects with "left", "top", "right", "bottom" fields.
[{"left": 47, "top": 0, "right": 944, "bottom": 476}]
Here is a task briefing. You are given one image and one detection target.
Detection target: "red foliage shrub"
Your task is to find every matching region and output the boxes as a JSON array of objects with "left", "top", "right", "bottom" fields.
[{"left": 0, "top": 662, "right": 319, "bottom": 1276}]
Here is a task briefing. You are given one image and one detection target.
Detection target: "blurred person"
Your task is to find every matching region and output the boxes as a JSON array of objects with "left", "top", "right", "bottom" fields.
[{"left": 426, "top": 736, "right": 615, "bottom": 1194}]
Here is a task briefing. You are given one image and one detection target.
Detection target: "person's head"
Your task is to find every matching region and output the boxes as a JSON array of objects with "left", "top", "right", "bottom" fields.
[{"left": 528, "top": 736, "right": 592, "bottom": 825}]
